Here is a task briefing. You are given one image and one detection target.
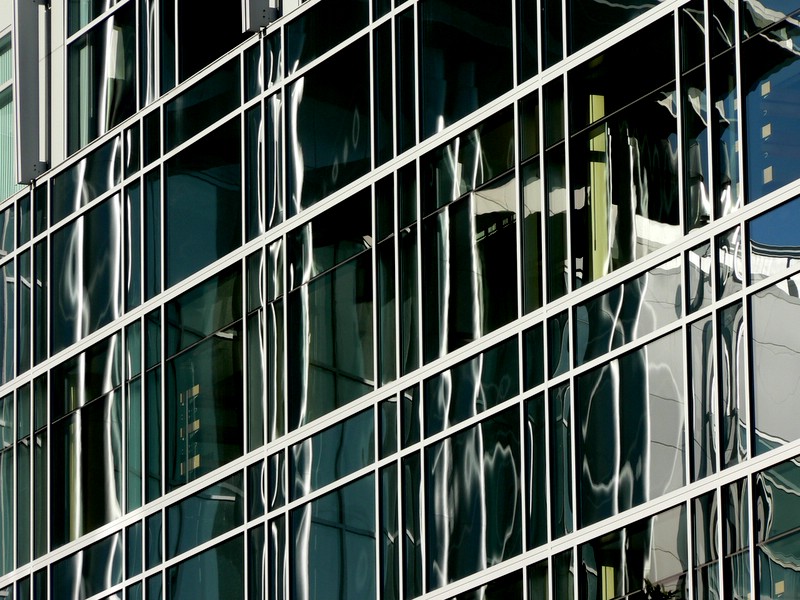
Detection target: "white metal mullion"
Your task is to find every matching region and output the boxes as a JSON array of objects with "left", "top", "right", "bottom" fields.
[{"left": 674, "top": 9, "right": 686, "bottom": 239}]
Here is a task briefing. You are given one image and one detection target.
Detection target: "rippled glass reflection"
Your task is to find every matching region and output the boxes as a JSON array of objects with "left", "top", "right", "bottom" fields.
[
  {"left": 750, "top": 275, "right": 800, "bottom": 454},
  {"left": 287, "top": 39, "right": 371, "bottom": 215},
  {"left": 51, "top": 194, "right": 123, "bottom": 355},
  {"left": 577, "top": 331, "right": 685, "bottom": 527},
  {"left": 290, "top": 409, "right": 374, "bottom": 500},
  {"left": 748, "top": 196, "right": 800, "bottom": 284},
  {"left": 425, "top": 407, "right": 521, "bottom": 591},
  {"left": 755, "top": 456, "right": 800, "bottom": 599},
  {"left": 574, "top": 257, "right": 682, "bottom": 366},
  {"left": 52, "top": 533, "right": 122, "bottom": 599},
  {"left": 424, "top": 337, "right": 519, "bottom": 436},
  {"left": 291, "top": 475, "right": 375, "bottom": 600},
  {"left": 580, "top": 505, "right": 688, "bottom": 599}
]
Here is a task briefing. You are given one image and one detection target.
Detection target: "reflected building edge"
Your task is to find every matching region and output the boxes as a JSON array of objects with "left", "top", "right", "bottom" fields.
[{"left": 4, "top": 0, "right": 800, "bottom": 598}]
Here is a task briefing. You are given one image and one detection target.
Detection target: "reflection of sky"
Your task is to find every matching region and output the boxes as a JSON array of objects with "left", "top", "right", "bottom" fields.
[{"left": 750, "top": 197, "right": 800, "bottom": 246}]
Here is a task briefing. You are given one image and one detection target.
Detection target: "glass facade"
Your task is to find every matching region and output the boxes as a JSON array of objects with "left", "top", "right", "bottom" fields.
[{"left": 2, "top": 0, "right": 800, "bottom": 598}]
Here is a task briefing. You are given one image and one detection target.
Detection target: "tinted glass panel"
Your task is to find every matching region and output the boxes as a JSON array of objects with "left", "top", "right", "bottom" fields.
[
  {"left": 165, "top": 59, "right": 240, "bottom": 153},
  {"left": 166, "top": 472, "right": 244, "bottom": 559},
  {"left": 165, "top": 324, "right": 243, "bottom": 491},
  {"left": 577, "top": 331, "right": 685, "bottom": 527},
  {"left": 419, "top": 0, "right": 513, "bottom": 137},
  {"left": 287, "top": 39, "right": 371, "bottom": 215},
  {"left": 51, "top": 195, "right": 123, "bottom": 355},
  {"left": 167, "top": 536, "right": 244, "bottom": 600},
  {"left": 425, "top": 407, "right": 521, "bottom": 590},
  {"left": 165, "top": 121, "right": 241, "bottom": 287},
  {"left": 751, "top": 276, "right": 800, "bottom": 454},
  {"left": 291, "top": 475, "right": 376, "bottom": 600}
]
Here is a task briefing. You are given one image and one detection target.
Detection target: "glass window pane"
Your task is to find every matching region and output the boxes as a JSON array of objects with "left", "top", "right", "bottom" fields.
[
  {"left": 576, "top": 331, "right": 686, "bottom": 528},
  {"left": 748, "top": 195, "right": 800, "bottom": 284},
  {"left": 166, "top": 265, "right": 242, "bottom": 358},
  {"left": 287, "top": 39, "right": 371, "bottom": 215},
  {"left": 422, "top": 175, "right": 518, "bottom": 364},
  {"left": 690, "top": 316, "right": 717, "bottom": 481},
  {"left": 287, "top": 253, "right": 374, "bottom": 431},
  {"left": 51, "top": 533, "right": 122, "bottom": 600},
  {"left": 287, "top": 190, "right": 372, "bottom": 289},
  {"left": 164, "top": 59, "right": 240, "bottom": 153},
  {"left": 526, "top": 393, "right": 547, "bottom": 549},
  {"left": 51, "top": 194, "right": 124, "bottom": 355},
  {"left": 284, "top": 0, "right": 368, "bottom": 75},
  {"left": 165, "top": 121, "right": 242, "bottom": 288},
  {"left": 289, "top": 408, "right": 374, "bottom": 500},
  {"left": 50, "top": 392, "right": 123, "bottom": 549},
  {"left": 574, "top": 257, "right": 682, "bottom": 367},
  {"left": 425, "top": 407, "right": 521, "bottom": 590},
  {"left": 751, "top": 275, "right": 800, "bottom": 454},
  {"left": 424, "top": 336, "right": 519, "bottom": 436},
  {"left": 67, "top": 6, "right": 136, "bottom": 153},
  {"left": 166, "top": 324, "right": 243, "bottom": 491},
  {"left": 166, "top": 472, "right": 244, "bottom": 559},
  {"left": 718, "top": 301, "right": 746, "bottom": 467},
  {"left": 291, "top": 475, "right": 375, "bottom": 600},
  {"left": 167, "top": 536, "right": 244, "bottom": 600},
  {"left": 419, "top": 0, "right": 513, "bottom": 137}
]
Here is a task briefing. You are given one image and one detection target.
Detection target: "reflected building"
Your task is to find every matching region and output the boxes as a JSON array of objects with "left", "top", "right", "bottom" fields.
[{"left": 3, "top": 0, "right": 800, "bottom": 598}]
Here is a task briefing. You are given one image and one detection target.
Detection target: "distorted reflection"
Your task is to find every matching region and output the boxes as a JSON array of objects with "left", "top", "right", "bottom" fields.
[
  {"left": 689, "top": 316, "right": 717, "bottom": 481},
  {"left": 51, "top": 533, "right": 122, "bottom": 600},
  {"left": 292, "top": 475, "right": 375, "bottom": 600},
  {"left": 571, "top": 88, "right": 680, "bottom": 288},
  {"left": 421, "top": 176, "right": 517, "bottom": 364},
  {"left": 574, "top": 257, "right": 682, "bottom": 367},
  {"left": 50, "top": 334, "right": 123, "bottom": 549},
  {"left": 693, "top": 491, "right": 720, "bottom": 599},
  {"left": 748, "top": 196, "right": 800, "bottom": 284},
  {"left": 287, "top": 252, "right": 374, "bottom": 431},
  {"left": 743, "top": 21, "right": 800, "bottom": 202},
  {"left": 287, "top": 39, "right": 371, "bottom": 215},
  {"left": 750, "top": 275, "right": 800, "bottom": 454},
  {"left": 577, "top": 331, "right": 685, "bottom": 527},
  {"left": 580, "top": 505, "right": 688, "bottom": 599},
  {"left": 0, "top": 262, "right": 14, "bottom": 385},
  {"left": 446, "top": 571, "right": 522, "bottom": 600},
  {"left": 711, "top": 50, "right": 741, "bottom": 219},
  {"left": 425, "top": 407, "right": 521, "bottom": 591},
  {"left": 719, "top": 302, "right": 746, "bottom": 467},
  {"left": 290, "top": 408, "right": 374, "bottom": 500},
  {"left": 723, "top": 479, "right": 750, "bottom": 598},
  {"left": 67, "top": 4, "right": 136, "bottom": 153},
  {"left": 51, "top": 194, "right": 123, "bottom": 355},
  {"left": 423, "top": 336, "right": 518, "bottom": 436},
  {"left": 686, "top": 242, "right": 713, "bottom": 314},
  {"left": 683, "top": 71, "right": 711, "bottom": 231},
  {"left": 716, "top": 226, "right": 743, "bottom": 299},
  {"left": 51, "top": 135, "right": 124, "bottom": 225},
  {"left": 165, "top": 121, "right": 242, "bottom": 288},
  {"left": 754, "top": 455, "right": 800, "bottom": 599}
]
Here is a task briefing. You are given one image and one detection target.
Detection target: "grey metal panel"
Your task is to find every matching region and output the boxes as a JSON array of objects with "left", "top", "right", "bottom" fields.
[
  {"left": 12, "top": 0, "right": 47, "bottom": 184},
  {"left": 242, "top": 0, "right": 279, "bottom": 32}
]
